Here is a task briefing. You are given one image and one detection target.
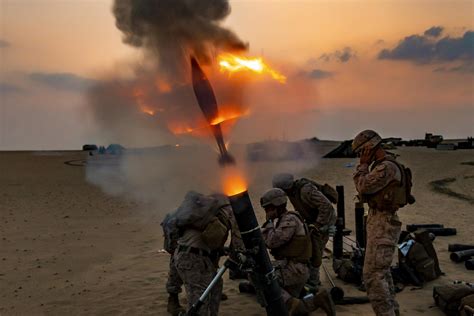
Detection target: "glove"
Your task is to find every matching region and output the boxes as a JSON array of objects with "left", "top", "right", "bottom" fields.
[
  {"left": 327, "top": 225, "right": 336, "bottom": 237},
  {"left": 318, "top": 225, "right": 336, "bottom": 237},
  {"left": 261, "top": 219, "right": 274, "bottom": 229}
]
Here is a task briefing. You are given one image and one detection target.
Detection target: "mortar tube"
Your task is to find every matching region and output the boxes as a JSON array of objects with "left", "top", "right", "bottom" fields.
[
  {"left": 448, "top": 244, "right": 474, "bottom": 252},
  {"left": 333, "top": 186, "right": 345, "bottom": 259},
  {"left": 450, "top": 249, "right": 474, "bottom": 263},
  {"left": 228, "top": 190, "right": 288, "bottom": 316},
  {"left": 465, "top": 259, "right": 474, "bottom": 270},
  {"left": 355, "top": 202, "right": 365, "bottom": 248}
]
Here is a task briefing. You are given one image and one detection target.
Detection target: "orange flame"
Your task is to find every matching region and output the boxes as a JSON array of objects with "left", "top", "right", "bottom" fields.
[
  {"left": 218, "top": 53, "right": 286, "bottom": 83},
  {"left": 155, "top": 79, "right": 172, "bottom": 93},
  {"left": 210, "top": 106, "right": 249, "bottom": 126},
  {"left": 168, "top": 124, "right": 195, "bottom": 135},
  {"left": 133, "top": 87, "right": 157, "bottom": 116},
  {"left": 222, "top": 167, "right": 248, "bottom": 196}
]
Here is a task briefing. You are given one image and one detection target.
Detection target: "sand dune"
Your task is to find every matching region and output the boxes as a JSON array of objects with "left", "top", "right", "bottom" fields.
[{"left": 1, "top": 146, "right": 473, "bottom": 315}]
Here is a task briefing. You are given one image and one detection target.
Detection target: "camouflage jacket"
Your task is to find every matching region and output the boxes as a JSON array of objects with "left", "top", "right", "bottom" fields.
[
  {"left": 353, "top": 158, "right": 402, "bottom": 211},
  {"left": 288, "top": 182, "right": 336, "bottom": 228},
  {"left": 261, "top": 211, "right": 307, "bottom": 249}
]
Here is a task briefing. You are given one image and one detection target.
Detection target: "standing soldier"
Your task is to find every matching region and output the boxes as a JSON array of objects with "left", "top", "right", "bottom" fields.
[
  {"left": 260, "top": 188, "right": 336, "bottom": 316},
  {"left": 161, "top": 213, "right": 185, "bottom": 315},
  {"left": 173, "top": 192, "right": 234, "bottom": 316},
  {"left": 352, "top": 129, "right": 414, "bottom": 316},
  {"left": 272, "top": 173, "right": 337, "bottom": 288}
]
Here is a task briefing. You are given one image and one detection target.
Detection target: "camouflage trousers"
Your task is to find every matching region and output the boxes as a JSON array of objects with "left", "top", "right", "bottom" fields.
[
  {"left": 363, "top": 209, "right": 401, "bottom": 316},
  {"left": 274, "top": 259, "right": 310, "bottom": 303},
  {"left": 309, "top": 229, "right": 330, "bottom": 286},
  {"left": 166, "top": 255, "right": 183, "bottom": 294},
  {"left": 175, "top": 251, "right": 222, "bottom": 316}
]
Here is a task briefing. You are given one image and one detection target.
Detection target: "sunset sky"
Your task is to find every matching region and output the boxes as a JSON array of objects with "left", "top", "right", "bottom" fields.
[{"left": 0, "top": 0, "right": 473, "bottom": 149}]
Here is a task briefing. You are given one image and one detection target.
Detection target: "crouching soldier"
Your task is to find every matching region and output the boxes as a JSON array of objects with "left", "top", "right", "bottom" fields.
[
  {"left": 260, "top": 188, "right": 336, "bottom": 316},
  {"left": 173, "top": 191, "right": 233, "bottom": 316},
  {"left": 272, "top": 173, "right": 337, "bottom": 288}
]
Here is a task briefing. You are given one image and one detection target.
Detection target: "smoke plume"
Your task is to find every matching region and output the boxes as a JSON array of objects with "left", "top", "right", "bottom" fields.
[
  {"left": 86, "top": 1, "right": 321, "bottom": 217},
  {"left": 113, "top": 0, "right": 247, "bottom": 80}
]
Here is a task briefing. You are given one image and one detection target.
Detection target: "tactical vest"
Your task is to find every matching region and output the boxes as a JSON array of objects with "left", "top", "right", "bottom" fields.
[
  {"left": 201, "top": 210, "right": 230, "bottom": 251},
  {"left": 271, "top": 212, "right": 312, "bottom": 263},
  {"left": 364, "top": 157, "right": 413, "bottom": 212}
]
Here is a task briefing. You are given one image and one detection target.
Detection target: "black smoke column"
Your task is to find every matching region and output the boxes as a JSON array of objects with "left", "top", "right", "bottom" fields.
[{"left": 228, "top": 191, "right": 288, "bottom": 316}]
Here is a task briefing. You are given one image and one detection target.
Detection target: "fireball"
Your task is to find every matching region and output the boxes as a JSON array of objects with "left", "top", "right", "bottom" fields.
[{"left": 218, "top": 53, "right": 286, "bottom": 83}]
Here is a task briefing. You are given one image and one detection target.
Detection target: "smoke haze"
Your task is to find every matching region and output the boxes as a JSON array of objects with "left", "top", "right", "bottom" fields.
[{"left": 85, "top": 1, "right": 324, "bottom": 215}]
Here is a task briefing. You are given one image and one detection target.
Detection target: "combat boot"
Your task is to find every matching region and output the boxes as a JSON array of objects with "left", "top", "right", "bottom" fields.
[
  {"left": 307, "top": 266, "right": 321, "bottom": 289},
  {"left": 286, "top": 297, "right": 309, "bottom": 316},
  {"left": 313, "top": 289, "right": 336, "bottom": 316},
  {"left": 167, "top": 293, "right": 185, "bottom": 316}
]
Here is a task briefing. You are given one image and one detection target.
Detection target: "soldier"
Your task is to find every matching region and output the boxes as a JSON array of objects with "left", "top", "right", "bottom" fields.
[
  {"left": 272, "top": 173, "right": 337, "bottom": 288},
  {"left": 352, "top": 129, "right": 412, "bottom": 316},
  {"left": 173, "top": 192, "right": 233, "bottom": 316},
  {"left": 161, "top": 214, "right": 185, "bottom": 315},
  {"left": 166, "top": 256, "right": 185, "bottom": 315},
  {"left": 260, "top": 188, "right": 336, "bottom": 316}
]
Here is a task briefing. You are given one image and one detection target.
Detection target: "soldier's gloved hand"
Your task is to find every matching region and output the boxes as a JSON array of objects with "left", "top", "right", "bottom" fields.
[
  {"left": 327, "top": 225, "right": 336, "bottom": 237},
  {"left": 359, "top": 147, "right": 373, "bottom": 165},
  {"left": 318, "top": 225, "right": 329, "bottom": 234},
  {"left": 261, "top": 219, "right": 274, "bottom": 229}
]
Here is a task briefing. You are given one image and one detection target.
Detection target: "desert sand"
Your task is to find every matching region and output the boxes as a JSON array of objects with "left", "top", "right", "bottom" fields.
[{"left": 1, "top": 145, "right": 473, "bottom": 315}]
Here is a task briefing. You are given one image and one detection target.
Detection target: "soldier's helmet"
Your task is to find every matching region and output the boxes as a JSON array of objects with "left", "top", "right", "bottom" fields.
[
  {"left": 272, "top": 173, "right": 294, "bottom": 191},
  {"left": 352, "top": 130, "right": 382, "bottom": 154},
  {"left": 260, "top": 188, "right": 288, "bottom": 208}
]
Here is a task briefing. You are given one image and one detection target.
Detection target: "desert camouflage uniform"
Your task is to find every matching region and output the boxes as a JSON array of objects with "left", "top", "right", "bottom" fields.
[
  {"left": 288, "top": 182, "right": 336, "bottom": 284},
  {"left": 262, "top": 211, "right": 310, "bottom": 303},
  {"left": 354, "top": 159, "right": 402, "bottom": 316},
  {"left": 166, "top": 255, "right": 183, "bottom": 295},
  {"left": 174, "top": 205, "right": 235, "bottom": 316},
  {"left": 174, "top": 227, "right": 222, "bottom": 316}
]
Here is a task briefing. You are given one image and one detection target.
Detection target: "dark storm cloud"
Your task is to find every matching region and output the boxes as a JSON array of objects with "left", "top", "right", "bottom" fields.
[
  {"left": 378, "top": 27, "right": 474, "bottom": 63},
  {"left": 424, "top": 26, "right": 444, "bottom": 38},
  {"left": 29, "top": 72, "right": 98, "bottom": 91},
  {"left": 0, "top": 83, "right": 21, "bottom": 94},
  {"left": 307, "top": 69, "right": 334, "bottom": 80},
  {"left": 319, "top": 47, "right": 356, "bottom": 63},
  {"left": 0, "top": 39, "right": 11, "bottom": 48}
]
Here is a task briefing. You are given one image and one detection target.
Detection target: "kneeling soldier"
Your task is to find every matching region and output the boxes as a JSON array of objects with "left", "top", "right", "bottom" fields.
[{"left": 260, "top": 188, "right": 336, "bottom": 316}]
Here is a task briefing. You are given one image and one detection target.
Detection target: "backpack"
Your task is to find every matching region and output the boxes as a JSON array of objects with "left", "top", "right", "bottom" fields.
[
  {"left": 161, "top": 212, "right": 180, "bottom": 254},
  {"left": 385, "top": 157, "right": 416, "bottom": 207},
  {"left": 160, "top": 191, "right": 222, "bottom": 254},
  {"left": 399, "top": 230, "right": 442, "bottom": 283},
  {"left": 333, "top": 247, "right": 364, "bottom": 285},
  {"left": 174, "top": 191, "right": 220, "bottom": 230},
  {"left": 433, "top": 284, "right": 474, "bottom": 316},
  {"left": 295, "top": 178, "right": 338, "bottom": 204}
]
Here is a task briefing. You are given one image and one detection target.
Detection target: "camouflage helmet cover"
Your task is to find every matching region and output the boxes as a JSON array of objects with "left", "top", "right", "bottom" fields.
[
  {"left": 260, "top": 188, "right": 288, "bottom": 207},
  {"left": 352, "top": 130, "right": 382, "bottom": 153},
  {"left": 272, "top": 173, "right": 294, "bottom": 191}
]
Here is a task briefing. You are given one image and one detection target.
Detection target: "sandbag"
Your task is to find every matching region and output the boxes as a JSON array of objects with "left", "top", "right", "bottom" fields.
[{"left": 433, "top": 284, "right": 474, "bottom": 316}]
